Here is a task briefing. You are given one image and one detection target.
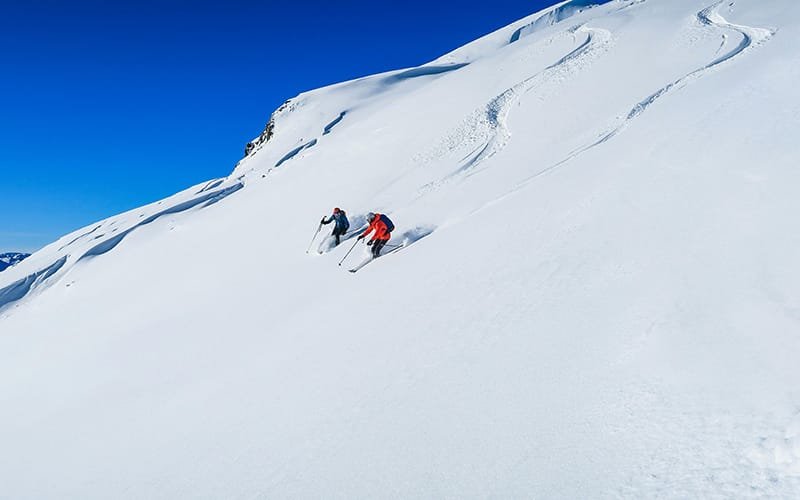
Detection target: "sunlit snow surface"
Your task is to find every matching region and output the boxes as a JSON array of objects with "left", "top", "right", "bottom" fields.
[{"left": 2, "top": 0, "right": 800, "bottom": 497}]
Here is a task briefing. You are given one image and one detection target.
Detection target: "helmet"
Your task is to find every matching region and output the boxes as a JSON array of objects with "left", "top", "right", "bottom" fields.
[
  {"left": 367, "top": 212, "right": 375, "bottom": 222},
  {"left": 333, "top": 207, "right": 341, "bottom": 213}
]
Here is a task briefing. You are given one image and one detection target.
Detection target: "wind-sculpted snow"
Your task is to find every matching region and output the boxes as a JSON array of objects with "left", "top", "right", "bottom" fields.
[
  {"left": 0, "top": 256, "right": 66, "bottom": 311},
  {"left": 57, "top": 224, "right": 102, "bottom": 251},
  {"left": 509, "top": 0, "right": 613, "bottom": 43},
  {"left": 80, "top": 183, "right": 243, "bottom": 260},
  {"left": 195, "top": 178, "right": 225, "bottom": 194},
  {"left": 0, "top": 181, "right": 244, "bottom": 312},
  {"left": 383, "top": 63, "right": 469, "bottom": 83},
  {"left": 322, "top": 111, "right": 347, "bottom": 135},
  {"left": 274, "top": 139, "right": 318, "bottom": 168}
]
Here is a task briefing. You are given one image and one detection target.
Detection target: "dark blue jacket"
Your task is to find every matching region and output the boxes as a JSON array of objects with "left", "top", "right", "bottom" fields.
[{"left": 322, "top": 212, "right": 349, "bottom": 232}]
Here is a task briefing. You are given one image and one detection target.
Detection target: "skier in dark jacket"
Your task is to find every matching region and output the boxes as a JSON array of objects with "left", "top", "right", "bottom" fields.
[
  {"left": 358, "top": 212, "right": 394, "bottom": 257},
  {"left": 321, "top": 207, "right": 350, "bottom": 245}
]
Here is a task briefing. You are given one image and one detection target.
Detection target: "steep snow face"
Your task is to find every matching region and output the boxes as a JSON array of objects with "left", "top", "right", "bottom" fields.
[{"left": 2, "top": 0, "right": 800, "bottom": 497}]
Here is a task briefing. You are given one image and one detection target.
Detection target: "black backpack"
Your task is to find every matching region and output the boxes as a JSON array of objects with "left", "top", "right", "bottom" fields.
[{"left": 379, "top": 214, "right": 394, "bottom": 233}]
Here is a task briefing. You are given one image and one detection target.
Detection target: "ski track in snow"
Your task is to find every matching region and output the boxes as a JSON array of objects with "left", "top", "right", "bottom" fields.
[
  {"left": 475, "top": 0, "right": 775, "bottom": 212},
  {"left": 415, "top": 24, "right": 613, "bottom": 197},
  {"left": 460, "top": 26, "right": 611, "bottom": 175},
  {"left": 4, "top": 1, "right": 770, "bottom": 315},
  {"left": 460, "top": 0, "right": 775, "bottom": 219}
]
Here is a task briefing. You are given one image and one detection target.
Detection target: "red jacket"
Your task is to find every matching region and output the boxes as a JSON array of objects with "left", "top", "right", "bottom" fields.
[{"left": 361, "top": 214, "right": 391, "bottom": 242}]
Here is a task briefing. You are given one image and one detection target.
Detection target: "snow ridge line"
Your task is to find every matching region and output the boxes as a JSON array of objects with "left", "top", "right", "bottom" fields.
[
  {"left": 509, "top": 0, "right": 613, "bottom": 44},
  {"left": 0, "top": 182, "right": 244, "bottom": 314},
  {"left": 500, "top": 0, "right": 776, "bottom": 194},
  {"left": 57, "top": 224, "right": 103, "bottom": 251},
  {"left": 0, "top": 257, "right": 67, "bottom": 312},
  {"left": 78, "top": 182, "right": 244, "bottom": 261},
  {"left": 415, "top": 24, "right": 612, "bottom": 196}
]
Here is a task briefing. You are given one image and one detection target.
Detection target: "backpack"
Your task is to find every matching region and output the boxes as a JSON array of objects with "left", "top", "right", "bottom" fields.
[
  {"left": 379, "top": 214, "right": 394, "bottom": 233},
  {"left": 337, "top": 211, "right": 350, "bottom": 232}
]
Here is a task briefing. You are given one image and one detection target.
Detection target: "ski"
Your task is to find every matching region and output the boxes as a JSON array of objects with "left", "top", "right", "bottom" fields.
[
  {"left": 347, "top": 244, "right": 404, "bottom": 273},
  {"left": 348, "top": 256, "right": 374, "bottom": 273}
]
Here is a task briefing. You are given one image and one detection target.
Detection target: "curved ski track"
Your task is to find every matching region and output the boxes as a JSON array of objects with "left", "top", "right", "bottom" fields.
[
  {"left": 473, "top": 0, "right": 775, "bottom": 213},
  {"left": 416, "top": 24, "right": 613, "bottom": 196},
  {"left": 463, "top": 25, "right": 613, "bottom": 176},
  {"left": 519, "top": 1, "right": 774, "bottom": 186}
]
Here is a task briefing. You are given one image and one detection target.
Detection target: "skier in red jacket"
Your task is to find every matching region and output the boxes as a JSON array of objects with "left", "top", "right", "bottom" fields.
[{"left": 358, "top": 212, "right": 394, "bottom": 257}]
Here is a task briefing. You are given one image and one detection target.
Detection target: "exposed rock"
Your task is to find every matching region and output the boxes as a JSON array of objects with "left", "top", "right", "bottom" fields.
[{"left": 243, "top": 99, "right": 292, "bottom": 157}]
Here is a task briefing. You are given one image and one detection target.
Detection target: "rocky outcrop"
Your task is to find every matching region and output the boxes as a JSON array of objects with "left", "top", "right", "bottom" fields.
[{"left": 243, "top": 99, "right": 293, "bottom": 157}]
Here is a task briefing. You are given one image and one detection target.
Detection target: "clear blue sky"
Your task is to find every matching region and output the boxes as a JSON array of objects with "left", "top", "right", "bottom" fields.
[{"left": 1, "top": 0, "right": 552, "bottom": 253}]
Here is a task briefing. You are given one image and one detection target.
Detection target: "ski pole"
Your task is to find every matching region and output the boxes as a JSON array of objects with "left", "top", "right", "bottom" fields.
[
  {"left": 305, "top": 222, "right": 323, "bottom": 254},
  {"left": 338, "top": 238, "right": 360, "bottom": 266}
]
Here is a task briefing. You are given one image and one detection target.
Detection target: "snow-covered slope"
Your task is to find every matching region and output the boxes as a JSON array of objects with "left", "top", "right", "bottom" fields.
[{"left": 2, "top": 0, "right": 800, "bottom": 497}]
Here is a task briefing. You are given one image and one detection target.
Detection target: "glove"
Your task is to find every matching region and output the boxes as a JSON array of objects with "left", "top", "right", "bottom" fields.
[
  {"left": 357, "top": 235, "right": 364, "bottom": 241},
  {"left": 320, "top": 217, "right": 326, "bottom": 224},
  {"left": 366, "top": 239, "right": 373, "bottom": 246}
]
